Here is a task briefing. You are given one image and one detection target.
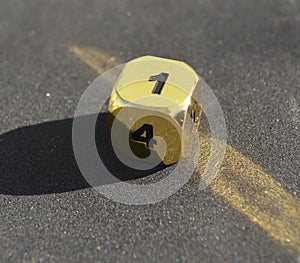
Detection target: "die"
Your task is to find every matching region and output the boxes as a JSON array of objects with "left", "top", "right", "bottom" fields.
[{"left": 108, "top": 56, "right": 202, "bottom": 166}]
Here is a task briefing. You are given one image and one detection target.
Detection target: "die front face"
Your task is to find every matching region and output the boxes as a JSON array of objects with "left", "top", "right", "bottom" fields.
[{"left": 108, "top": 56, "right": 202, "bottom": 165}]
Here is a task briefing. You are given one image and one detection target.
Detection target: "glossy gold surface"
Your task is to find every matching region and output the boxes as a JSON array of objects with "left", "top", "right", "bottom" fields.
[{"left": 108, "top": 56, "right": 202, "bottom": 165}]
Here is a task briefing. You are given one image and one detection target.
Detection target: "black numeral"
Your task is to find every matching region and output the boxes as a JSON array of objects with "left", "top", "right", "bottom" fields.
[
  {"left": 149, "top": 73, "right": 169, "bottom": 94},
  {"left": 131, "top": 124, "right": 153, "bottom": 148}
]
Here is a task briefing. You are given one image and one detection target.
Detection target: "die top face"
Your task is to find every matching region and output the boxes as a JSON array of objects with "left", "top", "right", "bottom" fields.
[{"left": 114, "top": 56, "right": 200, "bottom": 114}]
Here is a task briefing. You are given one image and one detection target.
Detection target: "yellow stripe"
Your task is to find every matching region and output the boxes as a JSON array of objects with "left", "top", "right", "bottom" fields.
[
  {"left": 197, "top": 135, "right": 300, "bottom": 253},
  {"left": 68, "top": 45, "right": 121, "bottom": 74},
  {"left": 69, "top": 45, "right": 300, "bottom": 253}
]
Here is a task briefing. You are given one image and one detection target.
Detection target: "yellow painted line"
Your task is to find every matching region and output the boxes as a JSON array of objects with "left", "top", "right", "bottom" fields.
[
  {"left": 69, "top": 45, "right": 300, "bottom": 253},
  {"left": 68, "top": 45, "right": 121, "bottom": 74},
  {"left": 197, "top": 135, "right": 300, "bottom": 253}
]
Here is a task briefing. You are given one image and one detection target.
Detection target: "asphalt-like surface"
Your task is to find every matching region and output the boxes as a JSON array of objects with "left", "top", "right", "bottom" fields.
[{"left": 1, "top": 0, "right": 299, "bottom": 262}]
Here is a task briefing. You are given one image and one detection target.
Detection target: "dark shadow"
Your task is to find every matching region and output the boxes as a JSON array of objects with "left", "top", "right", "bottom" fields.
[{"left": 0, "top": 112, "right": 165, "bottom": 196}]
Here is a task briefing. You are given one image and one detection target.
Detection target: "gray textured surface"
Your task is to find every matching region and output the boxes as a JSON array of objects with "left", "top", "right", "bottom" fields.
[{"left": 0, "top": 0, "right": 299, "bottom": 262}]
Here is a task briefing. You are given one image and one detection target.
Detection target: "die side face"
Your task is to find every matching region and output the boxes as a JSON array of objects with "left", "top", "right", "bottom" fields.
[
  {"left": 108, "top": 56, "right": 202, "bottom": 165},
  {"left": 128, "top": 108, "right": 182, "bottom": 165}
]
